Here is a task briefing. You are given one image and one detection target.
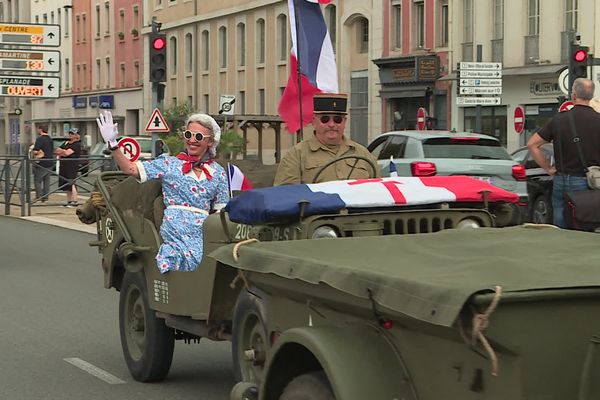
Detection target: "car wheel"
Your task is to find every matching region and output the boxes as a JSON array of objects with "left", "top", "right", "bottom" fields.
[
  {"left": 232, "top": 288, "right": 269, "bottom": 384},
  {"left": 280, "top": 371, "right": 335, "bottom": 400},
  {"left": 532, "top": 195, "right": 553, "bottom": 224},
  {"left": 119, "top": 270, "right": 174, "bottom": 382}
]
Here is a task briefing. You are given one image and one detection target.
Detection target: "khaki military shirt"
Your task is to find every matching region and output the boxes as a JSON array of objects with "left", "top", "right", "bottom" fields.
[{"left": 274, "top": 135, "right": 380, "bottom": 185}]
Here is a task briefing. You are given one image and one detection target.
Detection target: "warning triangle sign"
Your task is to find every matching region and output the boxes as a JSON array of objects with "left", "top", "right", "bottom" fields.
[{"left": 145, "top": 108, "right": 170, "bottom": 132}]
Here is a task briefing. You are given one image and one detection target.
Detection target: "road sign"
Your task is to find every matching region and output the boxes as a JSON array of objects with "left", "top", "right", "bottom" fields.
[
  {"left": 456, "top": 97, "right": 501, "bottom": 106},
  {"left": 219, "top": 94, "right": 236, "bottom": 116},
  {"left": 0, "top": 75, "right": 59, "bottom": 98},
  {"left": 514, "top": 106, "right": 525, "bottom": 134},
  {"left": 459, "top": 78, "right": 502, "bottom": 87},
  {"left": 558, "top": 69, "right": 569, "bottom": 95},
  {"left": 459, "top": 70, "right": 503, "bottom": 78},
  {"left": 559, "top": 100, "right": 574, "bottom": 112},
  {"left": 145, "top": 108, "right": 170, "bottom": 132},
  {"left": 459, "top": 86, "right": 503, "bottom": 95},
  {"left": 0, "top": 23, "right": 61, "bottom": 47},
  {"left": 459, "top": 62, "right": 502, "bottom": 70},
  {"left": 417, "top": 107, "right": 427, "bottom": 131},
  {"left": 118, "top": 137, "right": 141, "bottom": 162},
  {"left": 0, "top": 49, "right": 60, "bottom": 72}
]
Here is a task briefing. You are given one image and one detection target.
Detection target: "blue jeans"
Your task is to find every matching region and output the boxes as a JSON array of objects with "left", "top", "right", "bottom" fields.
[{"left": 552, "top": 174, "right": 589, "bottom": 228}]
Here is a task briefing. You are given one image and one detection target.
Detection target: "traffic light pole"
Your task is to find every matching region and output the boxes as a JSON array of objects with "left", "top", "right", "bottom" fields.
[{"left": 151, "top": 20, "right": 163, "bottom": 157}]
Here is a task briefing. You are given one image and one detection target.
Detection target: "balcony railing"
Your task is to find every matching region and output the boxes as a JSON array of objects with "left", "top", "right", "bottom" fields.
[
  {"left": 462, "top": 42, "right": 473, "bottom": 62},
  {"left": 524, "top": 35, "right": 539, "bottom": 64},
  {"left": 491, "top": 39, "right": 503, "bottom": 63}
]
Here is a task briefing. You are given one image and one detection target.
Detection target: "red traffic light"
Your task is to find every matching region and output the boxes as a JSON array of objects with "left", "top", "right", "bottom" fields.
[
  {"left": 152, "top": 37, "right": 166, "bottom": 51},
  {"left": 573, "top": 49, "right": 588, "bottom": 63}
]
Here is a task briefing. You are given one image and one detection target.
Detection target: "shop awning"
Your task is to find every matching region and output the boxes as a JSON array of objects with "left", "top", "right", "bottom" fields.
[{"left": 378, "top": 85, "right": 431, "bottom": 99}]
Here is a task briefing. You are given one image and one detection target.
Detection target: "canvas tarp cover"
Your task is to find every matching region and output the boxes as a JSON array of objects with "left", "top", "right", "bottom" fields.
[{"left": 210, "top": 226, "right": 600, "bottom": 327}]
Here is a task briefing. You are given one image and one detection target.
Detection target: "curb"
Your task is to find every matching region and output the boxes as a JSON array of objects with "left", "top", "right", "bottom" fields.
[{"left": 19, "top": 215, "right": 96, "bottom": 234}]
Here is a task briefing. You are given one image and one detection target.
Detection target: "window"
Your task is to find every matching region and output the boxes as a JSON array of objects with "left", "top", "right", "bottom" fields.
[
  {"left": 35, "top": 15, "right": 39, "bottom": 24},
  {"left": 258, "top": 89, "right": 265, "bottom": 114},
  {"left": 565, "top": 0, "right": 577, "bottom": 31},
  {"left": 105, "top": 57, "right": 111, "bottom": 87},
  {"left": 464, "top": 0, "right": 473, "bottom": 42},
  {"left": 76, "top": 64, "right": 81, "bottom": 90},
  {"left": 76, "top": 15, "right": 80, "bottom": 42},
  {"left": 105, "top": 2, "right": 110, "bottom": 35},
  {"left": 237, "top": 23, "right": 246, "bottom": 67},
  {"left": 156, "top": 0, "right": 162, "bottom": 6},
  {"left": 64, "top": 7, "right": 69, "bottom": 37},
  {"left": 120, "top": 63, "right": 125, "bottom": 87},
  {"left": 219, "top": 26, "right": 227, "bottom": 68},
  {"left": 95, "top": 5, "right": 100, "bottom": 37},
  {"left": 439, "top": 0, "right": 449, "bottom": 46},
  {"left": 202, "top": 30, "right": 209, "bottom": 71},
  {"left": 392, "top": 0, "right": 401, "bottom": 50},
  {"left": 82, "top": 14, "right": 87, "bottom": 41},
  {"left": 326, "top": 5, "right": 336, "bottom": 53},
  {"left": 256, "top": 19, "right": 265, "bottom": 64},
  {"left": 82, "top": 63, "right": 88, "bottom": 89},
  {"left": 277, "top": 14, "right": 287, "bottom": 61},
  {"left": 358, "top": 18, "right": 369, "bottom": 53},
  {"left": 43, "top": 13, "right": 47, "bottom": 24},
  {"left": 204, "top": 94, "right": 209, "bottom": 113},
  {"left": 57, "top": 9, "right": 61, "bottom": 32},
  {"left": 50, "top": 11, "right": 54, "bottom": 24},
  {"left": 65, "top": 58, "right": 70, "bottom": 89},
  {"left": 134, "top": 61, "right": 140, "bottom": 84},
  {"left": 493, "top": 0, "right": 504, "bottom": 39},
  {"left": 238, "top": 91, "right": 245, "bottom": 114},
  {"left": 187, "top": 96, "right": 193, "bottom": 106},
  {"left": 528, "top": 0, "right": 539, "bottom": 36},
  {"left": 413, "top": 1, "right": 424, "bottom": 48},
  {"left": 170, "top": 36, "right": 177, "bottom": 73},
  {"left": 133, "top": 5, "right": 139, "bottom": 33},
  {"left": 96, "top": 58, "right": 101, "bottom": 88},
  {"left": 119, "top": 9, "right": 125, "bottom": 34},
  {"left": 185, "top": 33, "right": 193, "bottom": 73}
]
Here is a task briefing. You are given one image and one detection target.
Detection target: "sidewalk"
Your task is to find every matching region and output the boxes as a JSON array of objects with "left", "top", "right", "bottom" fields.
[{"left": 4, "top": 192, "right": 96, "bottom": 234}]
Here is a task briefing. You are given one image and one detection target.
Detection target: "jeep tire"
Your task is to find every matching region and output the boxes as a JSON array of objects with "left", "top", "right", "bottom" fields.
[
  {"left": 119, "top": 270, "right": 174, "bottom": 382},
  {"left": 280, "top": 371, "right": 335, "bottom": 400}
]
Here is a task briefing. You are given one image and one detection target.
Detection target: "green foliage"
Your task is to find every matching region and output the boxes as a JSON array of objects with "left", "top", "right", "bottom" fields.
[
  {"left": 160, "top": 133, "right": 185, "bottom": 154},
  {"left": 218, "top": 130, "right": 246, "bottom": 159},
  {"left": 163, "top": 102, "right": 194, "bottom": 135}
]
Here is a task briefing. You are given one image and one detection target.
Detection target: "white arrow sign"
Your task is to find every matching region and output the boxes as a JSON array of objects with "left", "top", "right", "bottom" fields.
[
  {"left": 0, "top": 49, "right": 60, "bottom": 72},
  {"left": 459, "top": 70, "right": 503, "bottom": 78},
  {"left": 0, "top": 23, "right": 61, "bottom": 47},
  {"left": 459, "top": 87, "right": 503, "bottom": 95},
  {"left": 456, "top": 97, "right": 501, "bottom": 106},
  {"left": 459, "top": 62, "right": 502, "bottom": 70},
  {"left": 0, "top": 75, "right": 60, "bottom": 98},
  {"left": 459, "top": 78, "right": 502, "bottom": 87}
]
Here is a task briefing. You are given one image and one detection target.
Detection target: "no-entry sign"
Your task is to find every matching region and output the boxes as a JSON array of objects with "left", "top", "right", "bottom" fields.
[
  {"left": 559, "top": 100, "right": 574, "bottom": 112},
  {"left": 514, "top": 106, "right": 525, "bottom": 134},
  {"left": 417, "top": 107, "right": 427, "bottom": 131}
]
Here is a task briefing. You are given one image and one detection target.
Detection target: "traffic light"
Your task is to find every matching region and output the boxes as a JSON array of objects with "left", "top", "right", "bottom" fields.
[
  {"left": 569, "top": 43, "right": 589, "bottom": 93},
  {"left": 149, "top": 33, "right": 167, "bottom": 83}
]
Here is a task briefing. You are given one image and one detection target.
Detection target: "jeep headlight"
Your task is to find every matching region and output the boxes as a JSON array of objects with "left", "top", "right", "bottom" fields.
[
  {"left": 457, "top": 218, "right": 481, "bottom": 229},
  {"left": 312, "top": 226, "right": 339, "bottom": 239}
]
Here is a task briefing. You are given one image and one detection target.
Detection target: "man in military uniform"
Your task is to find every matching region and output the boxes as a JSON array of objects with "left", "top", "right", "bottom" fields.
[{"left": 274, "top": 93, "right": 380, "bottom": 185}]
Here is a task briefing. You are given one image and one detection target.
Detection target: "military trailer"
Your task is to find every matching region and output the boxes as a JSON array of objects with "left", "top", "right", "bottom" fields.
[{"left": 80, "top": 164, "right": 523, "bottom": 394}]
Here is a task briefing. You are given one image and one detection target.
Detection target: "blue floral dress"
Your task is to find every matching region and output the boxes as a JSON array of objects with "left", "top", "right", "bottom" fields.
[{"left": 137, "top": 155, "right": 230, "bottom": 273}]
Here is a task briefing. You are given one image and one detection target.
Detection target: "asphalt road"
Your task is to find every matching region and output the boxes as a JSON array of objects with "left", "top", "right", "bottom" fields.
[{"left": 0, "top": 216, "right": 235, "bottom": 400}]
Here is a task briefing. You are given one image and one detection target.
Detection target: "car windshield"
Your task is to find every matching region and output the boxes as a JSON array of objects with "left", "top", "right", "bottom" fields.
[{"left": 422, "top": 138, "right": 512, "bottom": 160}]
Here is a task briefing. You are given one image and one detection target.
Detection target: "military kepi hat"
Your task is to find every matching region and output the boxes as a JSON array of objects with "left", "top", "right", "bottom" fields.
[{"left": 313, "top": 93, "right": 348, "bottom": 114}]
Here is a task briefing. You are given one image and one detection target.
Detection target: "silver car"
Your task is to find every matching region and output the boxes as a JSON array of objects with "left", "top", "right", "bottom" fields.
[{"left": 367, "top": 131, "right": 528, "bottom": 219}]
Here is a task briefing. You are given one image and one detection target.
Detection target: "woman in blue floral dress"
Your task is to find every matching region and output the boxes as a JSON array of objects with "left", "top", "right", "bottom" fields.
[{"left": 97, "top": 111, "right": 229, "bottom": 273}]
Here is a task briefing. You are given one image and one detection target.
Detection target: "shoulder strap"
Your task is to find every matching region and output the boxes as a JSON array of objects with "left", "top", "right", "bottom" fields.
[{"left": 567, "top": 109, "right": 589, "bottom": 172}]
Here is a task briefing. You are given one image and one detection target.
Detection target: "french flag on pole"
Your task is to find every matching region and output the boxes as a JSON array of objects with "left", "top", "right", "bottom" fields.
[
  {"left": 278, "top": 0, "right": 338, "bottom": 133},
  {"left": 227, "top": 163, "right": 253, "bottom": 195}
]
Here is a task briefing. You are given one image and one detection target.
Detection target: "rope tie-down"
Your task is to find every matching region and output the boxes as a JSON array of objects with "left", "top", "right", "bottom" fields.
[{"left": 229, "top": 238, "right": 260, "bottom": 289}]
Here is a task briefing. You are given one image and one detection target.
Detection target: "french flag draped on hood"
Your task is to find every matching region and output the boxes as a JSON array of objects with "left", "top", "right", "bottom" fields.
[
  {"left": 225, "top": 176, "right": 519, "bottom": 224},
  {"left": 278, "top": 0, "right": 338, "bottom": 133}
]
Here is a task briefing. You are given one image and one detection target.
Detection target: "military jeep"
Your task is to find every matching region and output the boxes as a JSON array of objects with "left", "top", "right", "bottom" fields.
[{"left": 81, "top": 164, "right": 522, "bottom": 391}]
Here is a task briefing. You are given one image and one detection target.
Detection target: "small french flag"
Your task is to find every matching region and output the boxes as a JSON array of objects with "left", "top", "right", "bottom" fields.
[
  {"left": 227, "top": 163, "right": 253, "bottom": 195},
  {"left": 389, "top": 156, "right": 398, "bottom": 177}
]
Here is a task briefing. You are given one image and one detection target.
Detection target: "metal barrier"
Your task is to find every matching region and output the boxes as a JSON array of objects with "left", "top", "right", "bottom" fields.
[{"left": 0, "top": 155, "right": 109, "bottom": 216}]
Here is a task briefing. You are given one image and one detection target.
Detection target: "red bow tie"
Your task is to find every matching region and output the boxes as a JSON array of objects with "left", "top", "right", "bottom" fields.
[{"left": 176, "top": 153, "right": 213, "bottom": 179}]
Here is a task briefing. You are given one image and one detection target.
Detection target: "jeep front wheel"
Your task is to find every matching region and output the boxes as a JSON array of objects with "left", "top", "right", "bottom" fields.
[
  {"left": 280, "top": 371, "right": 336, "bottom": 400},
  {"left": 119, "top": 270, "right": 174, "bottom": 382}
]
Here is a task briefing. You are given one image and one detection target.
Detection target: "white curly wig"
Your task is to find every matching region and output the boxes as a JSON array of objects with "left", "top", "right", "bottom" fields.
[{"left": 185, "top": 113, "right": 221, "bottom": 157}]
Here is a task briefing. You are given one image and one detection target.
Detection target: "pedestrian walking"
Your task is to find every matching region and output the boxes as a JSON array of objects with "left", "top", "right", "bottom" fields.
[
  {"left": 54, "top": 128, "right": 82, "bottom": 208},
  {"left": 527, "top": 78, "right": 600, "bottom": 228},
  {"left": 31, "top": 123, "right": 54, "bottom": 202}
]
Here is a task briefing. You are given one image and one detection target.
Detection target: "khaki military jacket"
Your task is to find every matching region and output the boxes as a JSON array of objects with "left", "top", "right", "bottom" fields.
[{"left": 273, "top": 135, "right": 380, "bottom": 185}]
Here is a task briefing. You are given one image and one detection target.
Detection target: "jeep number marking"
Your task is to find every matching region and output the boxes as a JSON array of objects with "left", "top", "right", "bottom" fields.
[
  {"left": 105, "top": 217, "right": 114, "bottom": 243},
  {"left": 273, "top": 227, "right": 290, "bottom": 240},
  {"left": 235, "top": 224, "right": 251, "bottom": 240}
]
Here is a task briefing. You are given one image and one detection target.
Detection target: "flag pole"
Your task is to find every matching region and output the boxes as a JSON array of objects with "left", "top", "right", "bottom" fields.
[{"left": 292, "top": 0, "right": 304, "bottom": 143}]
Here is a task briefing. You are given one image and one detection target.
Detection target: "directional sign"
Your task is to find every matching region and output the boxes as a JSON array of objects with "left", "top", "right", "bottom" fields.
[
  {"left": 0, "top": 23, "right": 61, "bottom": 47},
  {"left": 145, "top": 108, "right": 170, "bottom": 132},
  {"left": 417, "top": 107, "right": 427, "bottom": 131},
  {"left": 459, "top": 86, "right": 503, "bottom": 95},
  {"left": 459, "top": 70, "right": 503, "bottom": 78},
  {"left": 459, "top": 78, "right": 502, "bottom": 87},
  {"left": 0, "top": 75, "right": 60, "bottom": 98},
  {"left": 459, "top": 62, "right": 502, "bottom": 70},
  {"left": 118, "top": 137, "right": 141, "bottom": 162},
  {"left": 219, "top": 94, "right": 236, "bottom": 116},
  {"left": 0, "top": 49, "right": 60, "bottom": 72},
  {"left": 514, "top": 106, "right": 525, "bottom": 134},
  {"left": 456, "top": 97, "right": 501, "bottom": 106}
]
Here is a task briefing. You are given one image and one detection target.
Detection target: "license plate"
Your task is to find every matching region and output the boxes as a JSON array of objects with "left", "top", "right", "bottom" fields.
[{"left": 474, "top": 176, "right": 491, "bottom": 183}]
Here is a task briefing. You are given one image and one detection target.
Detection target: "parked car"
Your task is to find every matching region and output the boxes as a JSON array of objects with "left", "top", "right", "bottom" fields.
[
  {"left": 89, "top": 136, "right": 170, "bottom": 171},
  {"left": 367, "top": 130, "right": 528, "bottom": 223},
  {"left": 511, "top": 144, "right": 554, "bottom": 224}
]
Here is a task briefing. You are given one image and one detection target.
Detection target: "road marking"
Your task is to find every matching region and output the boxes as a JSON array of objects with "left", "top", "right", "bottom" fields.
[{"left": 63, "top": 357, "right": 126, "bottom": 384}]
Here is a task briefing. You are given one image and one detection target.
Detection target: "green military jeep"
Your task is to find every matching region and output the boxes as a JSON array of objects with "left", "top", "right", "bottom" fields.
[{"left": 81, "top": 163, "right": 540, "bottom": 398}]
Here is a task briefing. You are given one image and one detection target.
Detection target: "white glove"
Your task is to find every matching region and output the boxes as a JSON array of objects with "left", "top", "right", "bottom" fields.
[{"left": 96, "top": 110, "right": 119, "bottom": 148}]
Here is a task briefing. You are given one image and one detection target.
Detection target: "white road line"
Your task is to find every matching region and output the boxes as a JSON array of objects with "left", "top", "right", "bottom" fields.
[{"left": 63, "top": 357, "right": 126, "bottom": 384}]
